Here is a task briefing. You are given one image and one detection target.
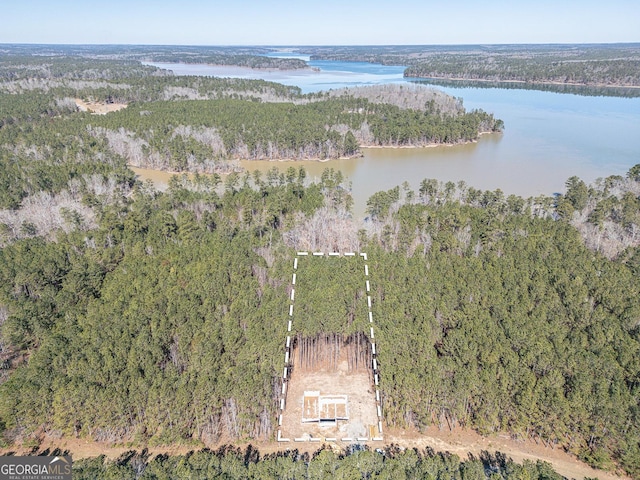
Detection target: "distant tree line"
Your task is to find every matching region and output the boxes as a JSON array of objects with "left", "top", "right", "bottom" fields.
[
  {"left": 0, "top": 45, "right": 307, "bottom": 81},
  {"left": 411, "top": 78, "right": 640, "bottom": 99},
  {"left": 144, "top": 53, "right": 308, "bottom": 70},
  {"left": 0, "top": 56, "right": 168, "bottom": 81},
  {"left": 404, "top": 56, "right": 640, "bottom": 87},
  {"left": 303, "top": 44, "right": 640, "bottom": 90}
]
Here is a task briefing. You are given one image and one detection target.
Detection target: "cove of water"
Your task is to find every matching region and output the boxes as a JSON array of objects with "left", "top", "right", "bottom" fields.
[{"left": 145, "top": 59, "right": 640, "bottom": 217}]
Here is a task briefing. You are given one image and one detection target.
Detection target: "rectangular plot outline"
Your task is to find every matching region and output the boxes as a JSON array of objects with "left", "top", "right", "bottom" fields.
[{"left": 277, "top": 251, "right": 383, "bottom": 443}]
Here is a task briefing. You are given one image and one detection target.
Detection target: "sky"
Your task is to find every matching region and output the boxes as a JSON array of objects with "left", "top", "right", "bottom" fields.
[{"left": 1, "top": 0, "right": 639, "bottom": 46}]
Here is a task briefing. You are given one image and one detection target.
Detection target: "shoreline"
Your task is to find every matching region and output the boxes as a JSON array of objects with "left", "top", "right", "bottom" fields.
[
  {"left": 404, "top": 75, "right": 640, "bottom": 90},
  {"left": 129, "top": 134, "right": 497, "bottom": 183},
  {"left": 202, "top": 63, "right": 313, "bottom": 74},
  {"left": 129, "top": 132, "right": 499, "bottom": 190},
  {"left": 361, "top": 132, "right": 494, "bottom": 151}
]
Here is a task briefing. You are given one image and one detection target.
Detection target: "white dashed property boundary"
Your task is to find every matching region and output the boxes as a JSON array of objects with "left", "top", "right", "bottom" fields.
[{"left": 277, "top": 252, "right": 383, "bottom": 443}]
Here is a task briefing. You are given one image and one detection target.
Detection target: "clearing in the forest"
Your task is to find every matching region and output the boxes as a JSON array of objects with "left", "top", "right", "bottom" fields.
[{"left": 277, "top": 252, "right": 382, "bottom": 444}]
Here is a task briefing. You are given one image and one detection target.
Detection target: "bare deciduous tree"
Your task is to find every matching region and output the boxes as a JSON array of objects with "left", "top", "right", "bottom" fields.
[
  {"left": 283, "top": 207, "right": 360, "bottom": 252},
  {"left": 329, "top": 83, "right": 464, "bottom": 115}
]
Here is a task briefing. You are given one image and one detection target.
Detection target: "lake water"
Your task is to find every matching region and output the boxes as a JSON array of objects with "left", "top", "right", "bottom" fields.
[{"left": 146, "top": 59, "right": 640, "bottom": 217}]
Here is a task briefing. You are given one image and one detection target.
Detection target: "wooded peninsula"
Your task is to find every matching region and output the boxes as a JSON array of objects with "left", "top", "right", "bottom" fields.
[
  {"left": 304, "top": 44, "right": 640, "bottom": 89},
  {"left": 0, "top": 45, "right": 639, "bottom": 479},
  {"left": 0, "top": 48, "right": 502, "bottom": 182}
]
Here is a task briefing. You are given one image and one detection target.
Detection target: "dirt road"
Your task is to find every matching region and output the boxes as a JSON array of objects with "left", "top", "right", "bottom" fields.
[
  {"left": 384, "top": 426, "right": 629, "bottom": 480},
  {"left": 3, "top": 426, "right": 630, "bottom": 480}
]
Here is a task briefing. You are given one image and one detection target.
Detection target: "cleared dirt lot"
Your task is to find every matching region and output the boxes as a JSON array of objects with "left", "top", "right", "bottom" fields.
[
  {"left": 75, "top": 98, "right": 127, "bottom": 114},
  {"left": 281, "top": 341, "right": 379, "bottom": 441}
]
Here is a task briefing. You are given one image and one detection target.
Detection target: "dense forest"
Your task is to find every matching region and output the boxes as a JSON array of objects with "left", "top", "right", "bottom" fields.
[
  {"left": 1, "top": 46, "right": 640, "bottom": 478},
  {"left": 82, "top": 92, "right": 499, "bottom": 164},
  {"left": 0, "top": 165, "right": 639, "bottom": 477}
]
